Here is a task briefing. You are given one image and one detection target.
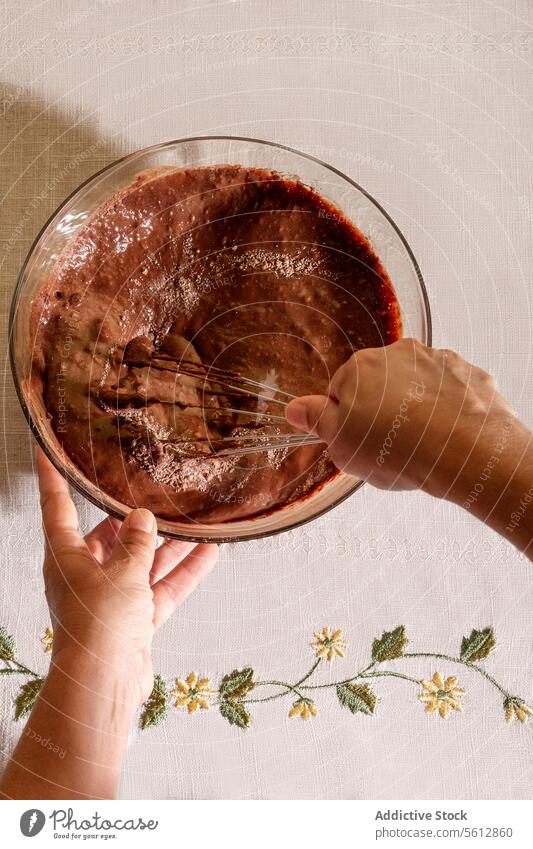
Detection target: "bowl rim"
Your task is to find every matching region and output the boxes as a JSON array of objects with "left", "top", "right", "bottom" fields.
[{"left": 9, "top": 134, "right": 432, "bottom": 544}]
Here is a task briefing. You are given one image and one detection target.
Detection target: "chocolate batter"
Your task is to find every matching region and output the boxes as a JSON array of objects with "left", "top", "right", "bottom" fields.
[{"left": 30, "top": 165, "right": 401, "bottom": 523}]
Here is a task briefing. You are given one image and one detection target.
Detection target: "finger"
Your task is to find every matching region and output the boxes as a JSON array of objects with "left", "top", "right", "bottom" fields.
[
  {"left": 285, "top": 394, "right": 340, "bottom": 443},
  {"left": 150, "top": 539, "right": 197, "bottom": 585},
  {"left": 36, "top": 446, "right": 84, "bottom": 555},
  {"left": 329, "top": 352, "right": 360, "bottom": 402},
  {"left": 152, "top": 543, "right": 218, "bottom": 630},
  {"left": 84, "top": 516, "right": 122, "bottom": 563},
  {"left": 111, "top": 508, "right": 157, "bottom": 574}
]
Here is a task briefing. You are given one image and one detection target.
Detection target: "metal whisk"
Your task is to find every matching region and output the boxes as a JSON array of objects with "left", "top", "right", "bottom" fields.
[{"left": 118, "top": 345, "right": 324, "bottom": 459}]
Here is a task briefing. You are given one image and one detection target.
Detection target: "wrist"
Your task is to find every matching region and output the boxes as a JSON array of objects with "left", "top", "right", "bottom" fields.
[
  {"left": 421, "top": 411, "right": 519, "bottom": 505},
  {"left": 49, "top": 644, "right": 150, "bottom": 719},
  {"left": 9, "top": 647, "right": 140, "bottom": 800}
]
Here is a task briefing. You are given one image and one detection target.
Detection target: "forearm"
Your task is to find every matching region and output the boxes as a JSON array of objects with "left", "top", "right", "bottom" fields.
[
  {"left": 439, "top": 416, "right": 533, "bottom": 557},
  {"left": 0, "top": 652, "right": 138, "bottom": 799}
]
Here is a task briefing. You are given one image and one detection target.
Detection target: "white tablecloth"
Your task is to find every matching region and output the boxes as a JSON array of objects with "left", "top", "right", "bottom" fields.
[{"left": 1, "top": 0, "right": 532, "bottom": 799}]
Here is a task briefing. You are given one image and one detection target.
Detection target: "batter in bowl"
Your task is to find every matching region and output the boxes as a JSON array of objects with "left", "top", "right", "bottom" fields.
[{"left": 30, "top": 165, "right": 401, "bottom": 523}]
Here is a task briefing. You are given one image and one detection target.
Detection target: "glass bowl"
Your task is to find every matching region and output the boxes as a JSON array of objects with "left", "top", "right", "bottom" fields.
[{"left": 9, "top": 136, "right": 431, "bottom": 543}]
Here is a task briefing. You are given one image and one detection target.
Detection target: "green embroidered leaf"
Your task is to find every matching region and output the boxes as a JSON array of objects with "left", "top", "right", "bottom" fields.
[
  {"left": 14, "top": 678, "right": 43, "bottom": 720},
  {"left": 219, "top": 667, "right": 255, "bottom": 700},
  {"left": 371, "top": 625, "right": 408, "bottom": 663},
  {"left": 220, "top": 700, "right": 251, "bottom": 729},
  {"left": 0, "top": 627, "right": 16, "bottom": 662},
  {"left": 140, "top": 674, "right": 168, "bottom": 729},
  {"left": 336, "top": 682, "right": 377, "bottom": 716},
  {"left": 460, "top": 627, "right": 496, "bottom": 662}
]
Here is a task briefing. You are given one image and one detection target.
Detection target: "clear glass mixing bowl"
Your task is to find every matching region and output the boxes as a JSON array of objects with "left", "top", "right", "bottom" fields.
[{"left": 9, "top": 136, "right": 431, "bottom": 543}]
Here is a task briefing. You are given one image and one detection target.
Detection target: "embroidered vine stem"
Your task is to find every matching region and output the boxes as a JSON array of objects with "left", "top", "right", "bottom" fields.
[
  {"left": 237, "top": 663, "right": 423, "bottom": 704},
  {"left": 0, "top": 660, "right": 40, "bottom": 678},
  {"left": 236, "top": 659, "right": 323, "bottom": 705},
  {"left": 303, "top": 660, "right": 376, "bottom": 690},
  {"left": 235, "top": 650, "right": 512, "bottom": 705},
  {"left": 234, "top": 681, "right": 307, "bottom": 705},
  {"left": 402, "top": 652, "right": 512, "bottom": 699},
  {"left": 213, "top": 645, "right": 514, "bottom": 716},
  {"left": 295, "top": 658, "right": 321, "bottom": 686},
  {"left": 360, "top": 670, "right": 422, "bottom": 686}
]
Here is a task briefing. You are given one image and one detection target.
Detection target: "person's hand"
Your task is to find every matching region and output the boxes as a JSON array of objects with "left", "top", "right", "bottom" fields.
[
  {"left": 37, "top": 447, "right": 218, "bottom": 707},
  {"left": 285, "top": 338, "right": 516, "bottom": 501}
]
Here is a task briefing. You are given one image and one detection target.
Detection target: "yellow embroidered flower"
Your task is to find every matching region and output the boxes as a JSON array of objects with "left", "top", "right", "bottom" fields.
[
  {"left": 170, "top": 672, "right": 216, "bottom": 714},
  {"left": 311, "top": 627, "right": 348, "bottom": 662},
  {"left": 41, "top": 627, "right": 53, "bottom": 654},
  {"left": 288, "top": 698, "right": 318, "bottom": 721},
  {"left": 504, "top": 697, "right": 533, "bottom": 724},
  {"left": 418, "top": 672, "right": 465, "bottom": 718}
]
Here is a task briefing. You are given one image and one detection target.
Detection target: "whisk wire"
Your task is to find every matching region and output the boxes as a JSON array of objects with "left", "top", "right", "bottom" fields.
[
  {"left": 153, "top": 355, "right": 298, "bottom": 401},
  {"left": 119, "top": 348, "right": 323, "bottom": 458}
]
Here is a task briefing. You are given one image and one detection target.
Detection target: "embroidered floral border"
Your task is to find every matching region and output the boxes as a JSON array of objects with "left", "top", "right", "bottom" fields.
[{"left": 1, "top": 625, "right": 531, "bottom": 731}]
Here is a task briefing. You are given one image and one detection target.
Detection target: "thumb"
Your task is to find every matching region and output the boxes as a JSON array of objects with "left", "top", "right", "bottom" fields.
[
  {"left": 112, "top": 508, "right": 157, "bottom": 573},
  {"left": 285, "top": 394, "right": 340, "bottom": 443}
]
